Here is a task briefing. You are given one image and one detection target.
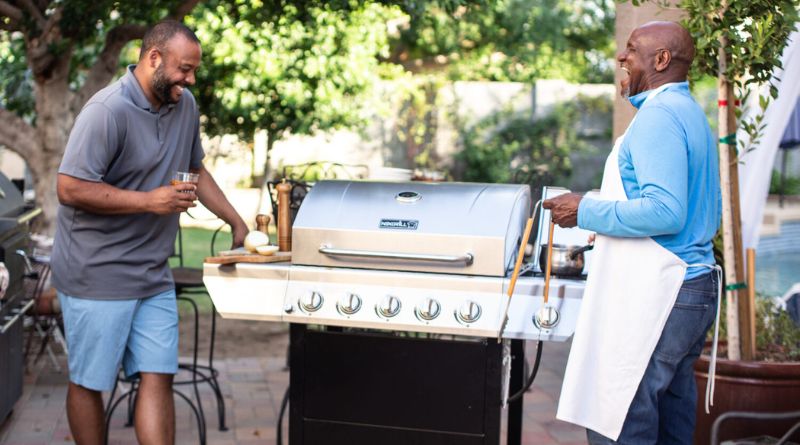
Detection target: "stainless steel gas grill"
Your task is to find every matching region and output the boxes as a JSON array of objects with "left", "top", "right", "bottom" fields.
[
  {"left": 205, "top": 181, "right": 586, "bottom": 341},
  {"left": 204, "top": 180, "right": 591, "bottom": 445}
]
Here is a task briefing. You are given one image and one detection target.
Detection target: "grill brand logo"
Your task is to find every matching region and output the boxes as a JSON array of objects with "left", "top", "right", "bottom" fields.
[{"left": 379, "top": 219, "right": 419, "bottom": 230}]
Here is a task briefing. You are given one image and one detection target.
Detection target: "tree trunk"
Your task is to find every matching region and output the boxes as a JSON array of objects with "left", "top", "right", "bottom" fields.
[
  {"left": 255, "top": 132, "right": 277, "bottom": 216},
  {"left": 717, "top": 38, "right": 751, "bottom": 360},
  {"left": 28, "top": 150, "right": 64, "bottom": 236},
  {"left": 16, "top": 30, "right": 77, "bottom": 236},
  {"left": 27, "top": 38, "right": 75, "bottom": 235},
  {"left": 264, "top": 131, "right": 276, "bottom": 182}
]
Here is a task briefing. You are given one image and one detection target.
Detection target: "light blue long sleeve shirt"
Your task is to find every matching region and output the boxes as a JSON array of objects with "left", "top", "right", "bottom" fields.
[{"left": 577, "top": 82, "right": 721, "bottom": 279}]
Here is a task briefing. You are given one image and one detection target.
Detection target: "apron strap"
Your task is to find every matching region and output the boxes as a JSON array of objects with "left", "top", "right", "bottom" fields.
[{"left": 686, "top": 263, "right": 723, "bottom": 413}]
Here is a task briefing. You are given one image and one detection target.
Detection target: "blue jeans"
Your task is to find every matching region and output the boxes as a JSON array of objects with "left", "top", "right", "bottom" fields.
[{"left": 587, "top": 272, "right": 718, "bottom": 445}]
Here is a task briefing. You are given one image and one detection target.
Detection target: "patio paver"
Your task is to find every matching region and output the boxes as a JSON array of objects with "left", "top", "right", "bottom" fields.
[{"left": 0, "top": 333, "right": 585, "bottom": 445}]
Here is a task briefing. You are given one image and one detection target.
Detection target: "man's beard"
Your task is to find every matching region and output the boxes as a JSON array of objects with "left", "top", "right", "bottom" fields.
[{"left": 152, "top": 65, "right": 181, "bottom": 105}]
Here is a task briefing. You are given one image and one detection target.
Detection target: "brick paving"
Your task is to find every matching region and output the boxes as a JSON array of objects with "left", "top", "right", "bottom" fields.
[{"left": 0, "top": 331, "right": 586, "bottom": 445}]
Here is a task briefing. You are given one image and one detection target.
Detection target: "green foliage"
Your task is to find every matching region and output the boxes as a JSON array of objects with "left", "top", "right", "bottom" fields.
[
  {"left": 769, "top": 169, "right": 800, "bottom": 196},
  {"left": 691, "top": 75, "right": 720, "bottom": 135},
  {"left": 680, "top": 1, "right": 799, "bottom": 92},
  {"left": 58, "top": 0, "right": 177, "bottom": 42},
  {"left": 0, "top": 1, "right": 182, "bottom": 126},
  {"left": 454, "top": 94, "right": 604, "bottom": 194},
  {"left": 710, "top": 294, "right": 800, "bottom": 361},
  {"left": 0, "top": 0, "right": 484, "bottom": 142},
  {"left": 391, "top": 0, "right": 616, "bottom": 83},
  {"left": 380, "top": 74, "right": 447, "bottom": 170},
  {"left": 0, "top": 35, "right": 34, "bottom": 121},
  {"left": 189, "top": 1, "right": 402, "bottom": 151},
  {"left": 756, "top": 297, "right": 800, "bottom": 361},
  {"left": 630, "top": 0, "right": 800, "bottom": 159},
  {"left": 273, "top": 161, "right": 369, "bottom": 182}
]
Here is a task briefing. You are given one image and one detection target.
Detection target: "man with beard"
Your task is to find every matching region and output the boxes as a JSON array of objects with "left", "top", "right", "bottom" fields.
[
  {"left": 51, "top": 20, "right": 248, "bottom": 444},
  {"left": 545, "top": 22, "right": 721, "bottom": 443}
]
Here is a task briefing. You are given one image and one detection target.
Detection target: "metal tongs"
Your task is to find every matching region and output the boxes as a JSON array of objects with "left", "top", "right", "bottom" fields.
[{"left": 498, "top": 200, "right": 539, "bottom": 341}]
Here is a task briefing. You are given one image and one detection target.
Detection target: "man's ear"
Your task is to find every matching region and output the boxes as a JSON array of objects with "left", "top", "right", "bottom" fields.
[
  {"left": 148, "top": 48, "right": 162, "bottom": 69},
  {"left": 654, "top": 48, "right": 671, "bottom": 72}
]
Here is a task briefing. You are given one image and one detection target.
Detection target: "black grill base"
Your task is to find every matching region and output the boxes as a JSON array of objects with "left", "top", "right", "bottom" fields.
[
  {"left": 289, "top": 324, "right": 503, "bottom": 445},
  {"left": 0, "top": 304, "right": 24, "bottom": 423}
]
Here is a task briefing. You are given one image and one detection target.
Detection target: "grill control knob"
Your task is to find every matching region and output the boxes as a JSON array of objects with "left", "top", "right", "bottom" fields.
[
  {"left": 376, "top": 295, "right": 401, "bottom": 319},
  {"left": 298, "top": 291, "right": 324, "bottom": 313},
  {"left": 533, "top": 305, "right": 560, "bottom": 329},
  {"left": 456, "top": 300, "right": 482, "bottom": 324},
  {"left": 337, "top": 293, "right": 362, "bottom": 315},
  {"left": 415, "top": 298, "right": 441, "bottom": 321}
]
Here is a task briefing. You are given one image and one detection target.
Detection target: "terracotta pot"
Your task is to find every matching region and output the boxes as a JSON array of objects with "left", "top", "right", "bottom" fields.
[{"left": 694, "top": 355, "right": 800, "bottom": 444}]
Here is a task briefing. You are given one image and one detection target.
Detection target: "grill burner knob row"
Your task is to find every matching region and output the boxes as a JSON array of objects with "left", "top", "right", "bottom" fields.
[
  {"left": 336, "top": 293, "right": 362, "bottom": 315},
  {"left": 414, "top": 298, "right": 441, "bottom": 321},
  {"left": 299, "top": 291, "right": 324, "bottom": 313},
  {"left": 455, "top": 300, "right": 482, "bottom": 324},
  {"left": 376, "top": 295, "right": 401, "bottom": 319}
]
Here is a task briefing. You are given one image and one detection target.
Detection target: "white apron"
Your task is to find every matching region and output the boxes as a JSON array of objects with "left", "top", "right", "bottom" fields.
[{"left": 556, "top": 85, "right": 687, "bottom": 440}]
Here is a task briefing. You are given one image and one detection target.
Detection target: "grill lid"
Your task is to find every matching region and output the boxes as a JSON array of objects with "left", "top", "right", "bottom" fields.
[
  {"left": 0, "top": 173, "right": 24, "bottom": 219},
  {"left": 291, "top": 180, "right": 531, "bottom": 277}
]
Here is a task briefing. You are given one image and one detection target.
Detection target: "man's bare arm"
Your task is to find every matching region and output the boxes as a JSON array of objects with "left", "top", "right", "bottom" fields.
[
  {"left": 194, "top": 165, "right": 248, "bottom": 248},
  {"left": 57, "top": 173, "right": 197, "bottom": 215}
]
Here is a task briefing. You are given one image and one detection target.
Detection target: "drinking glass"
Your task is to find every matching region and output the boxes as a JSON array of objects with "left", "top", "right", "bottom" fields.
[{"left": 171, "top": 171, "right": 199, "bottom": 192}]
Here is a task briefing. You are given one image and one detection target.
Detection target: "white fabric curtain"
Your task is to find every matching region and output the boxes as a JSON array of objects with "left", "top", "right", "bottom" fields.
[{"left": 737, "top": 30, "right": 800, "bottom": 250}]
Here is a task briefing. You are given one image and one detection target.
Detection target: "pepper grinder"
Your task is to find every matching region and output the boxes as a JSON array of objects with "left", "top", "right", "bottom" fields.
[
  {"left": 276, "top": 179, "right": 292, "bottom": 252},
  {"left": 255, "top": 214, "right": 270, "bottom": 235}
]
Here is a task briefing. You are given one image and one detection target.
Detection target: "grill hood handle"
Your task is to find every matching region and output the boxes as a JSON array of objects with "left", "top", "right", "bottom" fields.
[{"left": 319, "top": 245, "right": 474, "bottom": 265}]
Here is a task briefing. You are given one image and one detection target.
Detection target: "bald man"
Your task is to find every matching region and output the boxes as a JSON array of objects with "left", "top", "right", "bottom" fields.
[
  {"left": 53, "top": 20, "right": 247, "bottom": 445},
  {"left": 546, "top": 22, "right": 721, "bottom": 443}
]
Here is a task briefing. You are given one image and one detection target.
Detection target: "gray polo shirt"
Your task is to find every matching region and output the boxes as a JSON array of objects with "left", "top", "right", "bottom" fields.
[{"left": 51, "top": 65, "right": 204, "bottom": 299}]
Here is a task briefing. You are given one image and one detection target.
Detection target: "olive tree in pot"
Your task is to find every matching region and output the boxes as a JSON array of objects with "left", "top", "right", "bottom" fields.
[
  {"left": 694, "top": 297, "right": 800, "bottom": 443},
  {"left": 628, "top": 0, "right": 800, "bottom": 443}
]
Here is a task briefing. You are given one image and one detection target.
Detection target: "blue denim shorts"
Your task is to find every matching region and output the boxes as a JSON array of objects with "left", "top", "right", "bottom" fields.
[{"left": 58, "top": 289, "right": 179, "bottom": 391}]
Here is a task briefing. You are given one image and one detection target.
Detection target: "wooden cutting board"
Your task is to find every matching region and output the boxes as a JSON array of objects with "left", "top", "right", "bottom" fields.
[{"left": 205, "top": 251, "right": 291, "bottom": 265}]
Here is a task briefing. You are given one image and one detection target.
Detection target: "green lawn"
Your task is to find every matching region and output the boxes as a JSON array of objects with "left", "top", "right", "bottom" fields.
[
  {"left": 169, "top": 226, "right": 231, "bottom": 313},
  {"left": 170, "top": 225, "right": 277, "bottom": 268},
  {"left": 171, "top": 226, "right": 233, "bottom": 268}
]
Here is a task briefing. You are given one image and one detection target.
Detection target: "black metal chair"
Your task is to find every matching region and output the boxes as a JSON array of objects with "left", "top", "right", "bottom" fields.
[
  {"left": 711, "top": 410, "right": 800, "bottom": 445},
  {"left": 170, "top": 224, "right": 228, "bottom": 433},
  {"left": 22, "top": 259, "right": 67, "bottom": 371}
]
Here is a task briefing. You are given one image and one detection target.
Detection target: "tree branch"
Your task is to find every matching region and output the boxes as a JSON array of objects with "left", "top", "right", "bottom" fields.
[
  {"left": 0, "top": 108, "right": 37, "bottom": 161},
  {"left": 40, "top": 4, "right": 60, "bottom": 39},
  {"left": 168, "top": 0, "right": 201, "bottom": 20},
  {"left": 25, "top": 6, "right": 62, "bottom": 79},
  {"left": 17, "top": 0, "right": 45, "bottom": 27},
  {"left": 73, "top": 23, "right": 146, "bottom": 110},
  {"left": 0, "top": 1, "right": 22, "bottom": 23}
]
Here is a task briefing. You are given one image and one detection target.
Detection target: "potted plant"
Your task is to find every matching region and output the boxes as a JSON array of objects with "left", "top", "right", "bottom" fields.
[{"left": 694, "top": 297, "right": 800, "bottom": 443}]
